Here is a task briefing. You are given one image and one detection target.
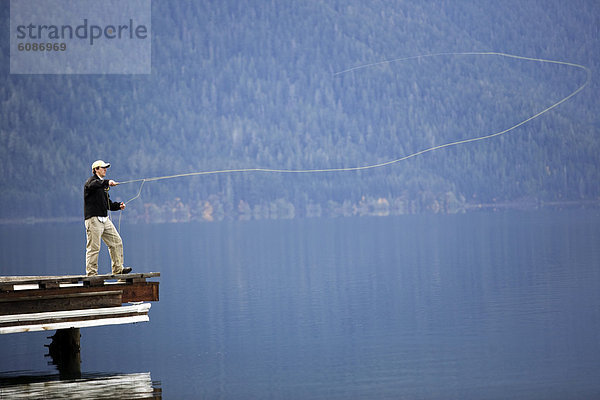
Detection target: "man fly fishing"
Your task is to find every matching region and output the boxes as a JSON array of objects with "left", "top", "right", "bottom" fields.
[{"left": 83, "top": 160, "right": 132, "bottom": 276}]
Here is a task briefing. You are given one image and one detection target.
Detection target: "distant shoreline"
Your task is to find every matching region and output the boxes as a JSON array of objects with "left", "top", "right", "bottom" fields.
[
  {"left": 465, "top": 199, "right": 600, "bottom": 212},
  {"left": 1, "top": 200, "right": 598, "bottom": 226}
]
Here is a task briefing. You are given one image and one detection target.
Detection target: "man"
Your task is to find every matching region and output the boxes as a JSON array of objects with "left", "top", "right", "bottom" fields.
[{"left": 84, "top": 160, "right": 132, "bottom": 276}]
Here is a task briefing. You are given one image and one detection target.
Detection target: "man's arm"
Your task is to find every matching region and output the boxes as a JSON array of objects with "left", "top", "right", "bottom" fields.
[
  {"left": 84, "top": 176, "right": 109, "bottom": 191},
  {"left": 107, "top": 180, "right": 125, "bottom": 211}
]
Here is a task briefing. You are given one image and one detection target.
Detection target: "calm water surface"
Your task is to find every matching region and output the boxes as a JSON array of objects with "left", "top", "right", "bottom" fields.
[{"left": 1, "top": 210, "right": 599, "bottom": 399}]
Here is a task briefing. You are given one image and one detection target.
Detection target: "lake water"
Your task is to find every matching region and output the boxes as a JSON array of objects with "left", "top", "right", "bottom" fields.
[{"left": 1, "top": 210, "right": 599, "bottom": 399}]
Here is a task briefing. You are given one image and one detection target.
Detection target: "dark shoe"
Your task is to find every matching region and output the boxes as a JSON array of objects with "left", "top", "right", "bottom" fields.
[{"left": 120, "top": 266, "right": 132, "bottom": 274}]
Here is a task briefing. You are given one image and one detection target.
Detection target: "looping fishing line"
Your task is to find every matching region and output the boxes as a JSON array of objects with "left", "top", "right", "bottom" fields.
[{"left": 116, "top": 51, "right": 590, "bottom": 218}]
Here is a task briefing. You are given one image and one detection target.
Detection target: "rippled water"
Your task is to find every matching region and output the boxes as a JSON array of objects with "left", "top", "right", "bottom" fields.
[{"left": 1, "top": 210, "right": 599, "bottom": 399}]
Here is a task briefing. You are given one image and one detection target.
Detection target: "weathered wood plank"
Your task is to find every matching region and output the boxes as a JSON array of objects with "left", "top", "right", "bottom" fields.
[
  {"left": 0, "top": 283, "right": 15, "bottom": 291},
  {"left": 121, "top": 281, "right": 160, "bottom": 302},
  {"left": 0, "top": 291, "right": 123, "bottom": 315},
  {"left": 0, "top": 311, "right": 146, "bottom": 327},
  {"left": 39, "top": 281, "right": 61, "bottom": 289},
  {"left": 0, "top": 303, "right": 151, "bottom": 334},
  {"left": 0, "top": 315, "right": 150, "bottom": 334},
  {"left": 0, "top": 272, "right": 160, "bottom": 287},
  {"left": 0, "top": 282, "right": 159, "bottom": 303}
]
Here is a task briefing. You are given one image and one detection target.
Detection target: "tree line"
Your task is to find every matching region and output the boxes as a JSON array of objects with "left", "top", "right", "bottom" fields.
[{"left": 0, "top": 0, "right": 598, "bottom": 221}]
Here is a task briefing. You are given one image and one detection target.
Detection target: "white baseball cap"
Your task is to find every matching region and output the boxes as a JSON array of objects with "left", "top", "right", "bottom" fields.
[{"left": 91, "top": 160, "right": 111, "bottom": 170}]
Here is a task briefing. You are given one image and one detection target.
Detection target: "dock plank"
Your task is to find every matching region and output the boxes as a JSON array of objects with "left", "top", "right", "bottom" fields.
[
  {"left": 0, "top": 272, "right": 160, "bottom": 289},
  {"left": 0, "top": 291, "right": 123, "bottom": 315},
  {"left": 0, "top": 303, "right": 151, "bottom": 334},
  {"left": 0, "top": 282, "right": 159, "bottom": 303}
]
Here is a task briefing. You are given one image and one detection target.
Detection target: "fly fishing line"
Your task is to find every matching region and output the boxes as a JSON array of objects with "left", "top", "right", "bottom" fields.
[{"left": 116, "top": 52, "right": 590, "bottom": 209}]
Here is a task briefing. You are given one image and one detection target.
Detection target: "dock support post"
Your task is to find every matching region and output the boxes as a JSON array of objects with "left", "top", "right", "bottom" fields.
[{"left": 46, "top": 328, "right": 81, "bottom": 379}]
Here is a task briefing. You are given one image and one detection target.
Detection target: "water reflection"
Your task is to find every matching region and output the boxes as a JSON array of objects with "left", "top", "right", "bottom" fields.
[
  {"left": 45, "top": 328, "right": 81, "bottom": 380},
  {"left": 0, "top": 329, "right": 161, "bottom": 399},
  {"left": 0, "top": 371, "right": 161, "bottom": 399}
]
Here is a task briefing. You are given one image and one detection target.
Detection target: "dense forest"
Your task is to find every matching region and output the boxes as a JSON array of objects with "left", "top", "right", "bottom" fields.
[{"left": 1, "top": 0, "right": 599, "bottom": 222}]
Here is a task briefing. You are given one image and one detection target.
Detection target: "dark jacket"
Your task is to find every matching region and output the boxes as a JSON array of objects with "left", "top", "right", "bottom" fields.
[{"left": 84, "top": 175, "right": 121, "bottom": 220}]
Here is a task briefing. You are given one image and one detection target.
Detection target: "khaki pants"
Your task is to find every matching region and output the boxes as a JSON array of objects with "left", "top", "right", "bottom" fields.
[{"left": 85, "top": 217, "right": 124, "bottom": 276}]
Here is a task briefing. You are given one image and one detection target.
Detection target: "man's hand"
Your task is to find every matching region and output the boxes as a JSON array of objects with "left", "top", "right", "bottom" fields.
[
  {"left": 120, "top": 202, "right": 126, "bottom": 210},
  {"left": 108, "top": 180, "right": 119, "bottom": 186}
]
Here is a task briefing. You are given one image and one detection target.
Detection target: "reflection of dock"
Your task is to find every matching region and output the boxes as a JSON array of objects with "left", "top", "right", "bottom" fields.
[
  {"left": 0, "top": 371, "right": 161, "bottom": 399},
  {"left": 0, "top": 273, "right": 159, "bottom": 334}
]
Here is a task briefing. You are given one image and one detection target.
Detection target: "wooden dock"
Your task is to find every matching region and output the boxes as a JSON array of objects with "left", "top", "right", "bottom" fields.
[{"left": 0, "top": 272, "right": 159, "bottom": 334}]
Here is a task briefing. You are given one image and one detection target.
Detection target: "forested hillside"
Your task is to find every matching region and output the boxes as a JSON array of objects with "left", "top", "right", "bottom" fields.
[{"left": 1, "top": 0, "right": 599, "bottom": 222}]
